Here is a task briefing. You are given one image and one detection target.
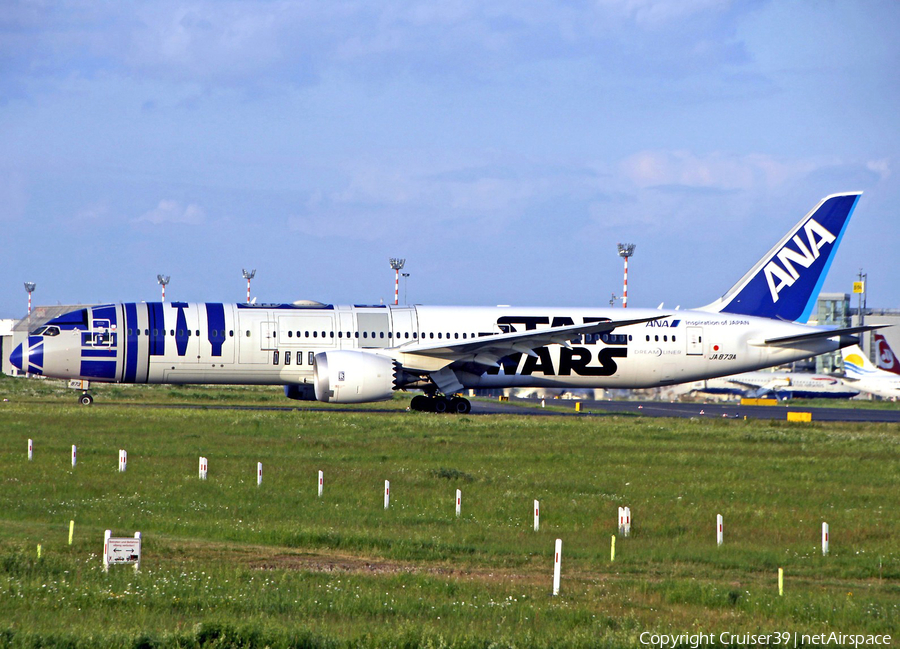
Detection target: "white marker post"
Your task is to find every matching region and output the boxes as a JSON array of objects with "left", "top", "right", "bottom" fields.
[
  {"left": 717, "top": 514, "right": 724, "bottom": 547},
  {"left": 103, "top": 529, "right": 111, "bottom": 572},
  {"left": 257, "top": 462, "right": 263, "bottom": 486},
  {"left": 778, "top": 567, "right": 784, "bottom": 596},
  {"left": 384, "top": 480, "right": 390, "bottom": 509},
  {"left": 318, "top": 470, "right": 324, "bottom": 497},
  {"left": 71, "top": 445, "right": 77, "bottom": 468},
  {"left": 534, "top": 500, "right": 540, "bottom": 532},
  {"left": 199, "top": 456, "right": 208, "bottom": 480},
  {"left": 456, "top": 489, "right": 461, "bottom": 517},
  {"left": 618, "top": 507, "right": 632, "bottom": 536},
  {"left": 134, "top": 532, "right": 142, "bottom": 573},
  {"left": 118, "top": 449, "right": 127, "bottom": 472},
  {"left": 28, "top": 439, "right": 33, "bottom": 461},
  {"left": 822, "top": 522, "right": 829, "bottom": 556},
  {"left": 552, "top": 539, "right": 562, "bottom": 596}
]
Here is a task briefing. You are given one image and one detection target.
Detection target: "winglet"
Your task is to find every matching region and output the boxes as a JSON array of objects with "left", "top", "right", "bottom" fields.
[{"left": 699, "top": 192, "right": 862, "bottom": 322}]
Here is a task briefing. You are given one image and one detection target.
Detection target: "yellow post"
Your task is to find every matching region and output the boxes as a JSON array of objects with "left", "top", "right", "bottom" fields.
[
  {"left": 37, "top": 544, "right": 41, "bottom": 559},
  {"left": 575, "top": 402, "right": 582, "bottom": 412},
  {"left": 611, "top": 535, "right": 616, "bottom": 562},
  {"left": 68, "top": 520, "right": 75, "bottom": 545},
  {"left": 778, "top": 567, "right": 784, "bottom": 596}
]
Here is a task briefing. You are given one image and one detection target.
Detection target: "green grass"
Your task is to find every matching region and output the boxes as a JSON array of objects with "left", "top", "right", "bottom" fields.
[{"left": 1, "top": 375, "right": 898, "bottom": 647}]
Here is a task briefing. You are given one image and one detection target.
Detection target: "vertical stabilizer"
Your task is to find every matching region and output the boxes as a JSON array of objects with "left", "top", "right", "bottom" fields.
[
  {"left": 700, "top": 192, "right": 861, "bottom": 322},
  {"left": 873, "top": 332, "right": 900, "bottom": 375}
]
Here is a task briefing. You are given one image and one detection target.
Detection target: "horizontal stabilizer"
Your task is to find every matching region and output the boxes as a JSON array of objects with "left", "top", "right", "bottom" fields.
[{"left": 763, "top": 324, "right": 888, "bottom": 347}]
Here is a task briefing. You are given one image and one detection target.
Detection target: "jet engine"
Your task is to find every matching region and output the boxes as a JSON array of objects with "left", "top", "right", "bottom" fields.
[{"left": 313, "top": 350, "right": 399, "bottom": 403}]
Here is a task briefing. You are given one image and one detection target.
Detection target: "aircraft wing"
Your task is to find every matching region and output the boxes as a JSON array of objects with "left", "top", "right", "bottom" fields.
[
  {"left": 763, "top": 325, "right": 889, "bottom": 348},
  {"left": 394, "top": 314, "right": 669, "bottom": 368}
]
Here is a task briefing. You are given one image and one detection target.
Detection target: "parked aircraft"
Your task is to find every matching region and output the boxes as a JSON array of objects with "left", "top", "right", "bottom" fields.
[
  {"left": 10, "top": 192, "right": 878, "bottom": 413},
  {"left": 687, "top": 371, "right": 859, "bottom": 400},
  {"left": 841, "top": 344, "right": 900, "bottom": 399}
]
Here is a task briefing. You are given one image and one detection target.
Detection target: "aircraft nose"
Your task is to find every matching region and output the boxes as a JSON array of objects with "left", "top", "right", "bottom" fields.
[{"left": 9, "top": 344, "right": 23, "bottom": 371}]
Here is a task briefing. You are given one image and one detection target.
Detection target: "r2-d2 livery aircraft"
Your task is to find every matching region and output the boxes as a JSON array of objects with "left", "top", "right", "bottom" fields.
[{"left": 9, "top": 192, "right": 883, "bottom": 413}]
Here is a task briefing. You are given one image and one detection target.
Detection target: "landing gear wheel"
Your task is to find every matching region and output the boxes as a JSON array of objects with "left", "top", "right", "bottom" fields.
[
  {"left": 450, "top": 397, "right": 471, "bottom": 414},
  {"left": 433, "top": 397, "right": 450, "bottom": 414},
  {"left": 410, "top": 395, "right": 431, "bottom": 412},
  {"left": 79, "top": 393, "right": 94, "bottom": 406}
]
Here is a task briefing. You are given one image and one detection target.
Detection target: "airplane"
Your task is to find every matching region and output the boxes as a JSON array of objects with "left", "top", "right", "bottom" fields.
[
  {"left": 873, "top": 332, "right": 900, "bottom": 375},
  {"left": 840, "top": 344, "right": 900, "bottom": 400},
  {"left": 687, "top": 371, "right": 860, "bottom": 400},
  {"left": 9, "top": 191, "right": 881, "bottom": 413}
]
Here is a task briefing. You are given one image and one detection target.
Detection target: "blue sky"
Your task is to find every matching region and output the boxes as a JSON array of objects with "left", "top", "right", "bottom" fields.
[{"left": 2, "top": 1, "right": 898, "bottom": 317}]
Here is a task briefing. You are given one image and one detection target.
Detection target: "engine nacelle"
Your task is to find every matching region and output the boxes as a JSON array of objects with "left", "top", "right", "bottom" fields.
[{"left": 313, "top": 350, "right": 397, "bottom": 403}]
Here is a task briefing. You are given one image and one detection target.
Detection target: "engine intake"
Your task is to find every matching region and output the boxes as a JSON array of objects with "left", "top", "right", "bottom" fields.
[{"left": 313, "top": 350, "right": 399, "bottom": 403}]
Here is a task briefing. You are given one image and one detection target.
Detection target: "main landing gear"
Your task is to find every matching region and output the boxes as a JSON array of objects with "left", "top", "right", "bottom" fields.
[{"left": 410, "top": 394, "right": 471, "bottom": 414}]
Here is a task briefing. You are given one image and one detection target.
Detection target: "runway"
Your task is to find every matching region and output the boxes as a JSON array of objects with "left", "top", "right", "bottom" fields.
[{"left": 474, "top": 396, "right": 900, "bottom": 423}]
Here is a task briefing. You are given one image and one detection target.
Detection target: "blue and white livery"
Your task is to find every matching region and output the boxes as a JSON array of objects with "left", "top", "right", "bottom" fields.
[{"left": 9, "top": 192, "right": 877, "bottom": 412}]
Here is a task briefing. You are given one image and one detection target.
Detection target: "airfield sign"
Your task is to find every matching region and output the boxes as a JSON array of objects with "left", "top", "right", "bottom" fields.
[{"left": 103, "top": 530, "right": 141, "bottom": 572}]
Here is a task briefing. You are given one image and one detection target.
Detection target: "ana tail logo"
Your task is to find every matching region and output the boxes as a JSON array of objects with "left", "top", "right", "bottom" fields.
[{"left": 763, "top": 219, "right": 835, "bottom": 303}]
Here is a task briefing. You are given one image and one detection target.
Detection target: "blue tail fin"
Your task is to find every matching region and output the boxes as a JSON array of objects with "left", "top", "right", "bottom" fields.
[{"left": 700, "top": 192, "right": 861, "bottom": 322}]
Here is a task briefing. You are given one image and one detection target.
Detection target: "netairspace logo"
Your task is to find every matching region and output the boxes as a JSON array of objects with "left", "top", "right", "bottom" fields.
[{"left": 639, "top": 631, "right": 893, "bottom": 648}]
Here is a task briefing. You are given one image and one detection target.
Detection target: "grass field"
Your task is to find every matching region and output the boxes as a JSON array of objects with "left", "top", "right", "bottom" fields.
[{"left": 1, "top": 375, "right": 898, "bottom": 648}]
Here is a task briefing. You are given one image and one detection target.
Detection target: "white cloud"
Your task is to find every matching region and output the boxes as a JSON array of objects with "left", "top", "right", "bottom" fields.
[
  {"left": 135, "top": 199, "right": 205, "bottom": 225},
  {"left": 620, "top": 150, "right": 827, "bottom": 191}
]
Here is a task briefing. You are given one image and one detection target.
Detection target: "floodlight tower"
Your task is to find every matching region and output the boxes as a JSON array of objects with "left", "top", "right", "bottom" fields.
[
  {"left": 616, "top": 243, "right": 636, "bottom": 308},
  {"left": 242, "top": 269, "right": 256, "bottom": 304},
  {"left": 389, "top": 258, "right": 405, "bottom": 305},
  {"left": 157, "top": 275, "right": 170, "bottom": 302},
  {"left": 24, "top": 282, "right": 36, "bottom": 315}
]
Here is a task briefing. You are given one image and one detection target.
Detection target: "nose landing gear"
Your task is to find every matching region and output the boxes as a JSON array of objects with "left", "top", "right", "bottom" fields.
[{"left": 78, "top": 392, "right": 94, "bottom": 406}]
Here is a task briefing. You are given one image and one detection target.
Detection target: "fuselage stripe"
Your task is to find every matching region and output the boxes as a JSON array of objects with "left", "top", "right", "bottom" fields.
[{"left": 124, "top": 303, "right": 138, "bottom": 382}]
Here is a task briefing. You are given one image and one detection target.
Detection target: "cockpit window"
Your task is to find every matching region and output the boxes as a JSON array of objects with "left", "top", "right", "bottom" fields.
[{"left": 30, "top": 326, "right": 61, "bottom": 336}]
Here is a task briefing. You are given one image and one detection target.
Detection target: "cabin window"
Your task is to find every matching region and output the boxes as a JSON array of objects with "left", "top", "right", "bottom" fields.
[
  {"left": 338, "top": 331, "right": 342, "bottom": 338},
  {"left": 414, "top": 332, "right": 418, "bottom": 338},
  {"left": 288, "top": 331, "right": 293, "bottom": 338},
  {"left": 672, "top": 336, "right": 676, "bottom": 342},
  {"left": 284, "top": 351, "right": 291, "bottom": 365},
  {"left": 229, "top": 330, "right": 234, "bottom": 337},
  {"left": 663, "top": 335, "right": 668, "bottom": 342},
  {"left": 379, "top": 332, "right": 384, "bottom": 339},
  {"left": 245, "top": 330, "right": 251, "bottom": 337},
  {"left": 388, "top": 331, "right": 392, "bottom": 338},
  {"left": 655, "top": 335, "right": 659, "bottom": 342},
  {"left": 438, "top": 333, "right": 442, "bottom": 339},
  {"left": 308, "top": 351, "right": 314, "bottom": 365},
  {"left": 454, "top": 333, "right": 459, "bottom": 339},
  {"left": 429, "top": 332, "right": 434, "bottom": 339},
  {"left": 355, "top": 332, "right": 359, "bottom": 338},
  {"left": 628, "top": 335, "right": 632, "bottom": 341},
  {"left": 363, "top": 331, "right": 368, "bottom": 338},
  {"left": 273, "top": 350, "right": 279, "bottom": 365},
  {"left": 313, "top": 331, "right": 318, "bottom": 338},
  {"left": 305, "top": 331, "right": 309, "bottom": 338},
  {"left": 646, "top": 335, "right": 650, "bottom": 341}
]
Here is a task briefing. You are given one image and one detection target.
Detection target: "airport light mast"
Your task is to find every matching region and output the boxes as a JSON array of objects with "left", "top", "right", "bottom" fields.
[
  {"left": 402, "top": 272, "right": 410, "bottom": 305},
  {"left": 242, "top": 269, "right": 256, "bottom": 304},
  {"left": 157, "top": 275, "right": 170, "bottom": 302},
  {"left": 389, "top": 258, "right": 405, "bottom": 305},
  {"left": 24, "top": 282, "right": 36, "bottom": 315},
  {"left": 617, "top": 243, "right": 636, "bottom": 308}
]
